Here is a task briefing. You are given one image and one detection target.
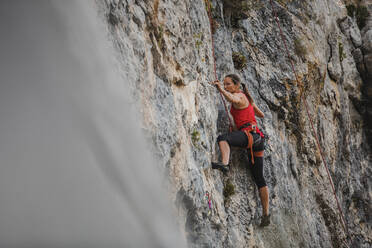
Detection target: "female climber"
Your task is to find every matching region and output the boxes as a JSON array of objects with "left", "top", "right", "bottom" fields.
[{"left": 210, "top": 74, "right": 270, "bottom": 227}]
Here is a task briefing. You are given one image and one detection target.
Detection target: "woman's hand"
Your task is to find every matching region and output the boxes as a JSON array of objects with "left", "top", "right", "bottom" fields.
[
  {"left": 209, "top": 80, "right": 242, "bottom": 105},
  {"left": 210, "top": 80, "right": 223, "bottom": 91}
]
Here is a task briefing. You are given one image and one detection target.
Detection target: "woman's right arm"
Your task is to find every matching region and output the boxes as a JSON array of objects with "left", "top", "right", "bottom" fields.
[{"left": 210, "top": 80, "right": 244, "bottom": 105}]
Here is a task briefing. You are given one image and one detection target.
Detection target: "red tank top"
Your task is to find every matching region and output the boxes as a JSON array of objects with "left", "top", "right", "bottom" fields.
[{"left": 230, "top": 94, "right": 264, "bottom": 137}]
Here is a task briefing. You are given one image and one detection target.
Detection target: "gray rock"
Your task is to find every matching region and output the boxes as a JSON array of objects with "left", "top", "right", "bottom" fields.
[
  {"left": 339, "top": 16, "right": 362, "bottom": 48},
  {"left": 364, "top": 53, "right": 372, "bottom": 78},
  {"left": 97, "top": 0, "right": 372, "bottom": 247},
  {"left": 327, "top": 34, "right": 343, "bottom": 82}
]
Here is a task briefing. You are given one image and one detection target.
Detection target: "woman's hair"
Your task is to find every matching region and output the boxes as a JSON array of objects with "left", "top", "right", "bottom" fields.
[{"left": 225, "top": 74, "right": 254, "bottom": 104}]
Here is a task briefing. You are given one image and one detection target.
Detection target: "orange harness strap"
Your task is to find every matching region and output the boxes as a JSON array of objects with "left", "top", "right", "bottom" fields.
[
  {"left": 243, "top": 128, "right": 255, "bottom": 164},
  {"left": 243, "top": 127, "right": 264, "bottom": 165},
  {"left": 254, "top": 150, "right": 264, "bottom": 157}
]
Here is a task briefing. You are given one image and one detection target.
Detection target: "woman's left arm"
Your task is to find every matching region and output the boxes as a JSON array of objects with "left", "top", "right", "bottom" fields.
[{"left": 253, "top": 103, "right": 264, "bottom": 118}]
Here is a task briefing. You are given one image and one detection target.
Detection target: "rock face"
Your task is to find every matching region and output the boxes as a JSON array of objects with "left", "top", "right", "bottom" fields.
[{"left": 96, "top": 0, "right": 371, "bottom": 247}]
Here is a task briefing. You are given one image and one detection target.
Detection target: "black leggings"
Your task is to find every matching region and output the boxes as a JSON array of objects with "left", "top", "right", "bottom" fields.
[{"left": 217, "top": 131, "right": 266, "bottom": 189}]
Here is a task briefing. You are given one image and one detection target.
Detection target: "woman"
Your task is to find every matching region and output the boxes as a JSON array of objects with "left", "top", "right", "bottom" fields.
[{"left": 210, "top": 74, "right": 270, "bottom": 227}]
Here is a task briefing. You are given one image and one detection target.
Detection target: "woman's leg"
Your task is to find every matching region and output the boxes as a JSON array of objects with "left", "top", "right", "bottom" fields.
[
  {"left": 213, "top": 131, "right": 248, "bottom": 172},
  {"left": 249, "top": 156, "right": 269, "bottom": 215},
  {"left": 216, "top": 131, "right": 248, "bottom": 165},
  {"left": 249, "top": 134, "right": 270, "bottom": 225},
  {"left": 218, "top": 141, "right": 230, "bottom": 165},
  {"left": 259, "top": 186, "right": 269, "bottom": 216},
  {"left": 249, "top": 155, "right": 270, "bottom": 226}
]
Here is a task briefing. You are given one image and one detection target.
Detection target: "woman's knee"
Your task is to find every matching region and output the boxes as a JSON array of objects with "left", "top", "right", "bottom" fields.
[
  {"left": 250, "top": 157, "right": 266, "bottom": 188},
  {"left": 256, "top": 179, "right": 267, "bottom": 189},
  {"left": 217, "top": 133, "right": 229, "bottom": 143}
]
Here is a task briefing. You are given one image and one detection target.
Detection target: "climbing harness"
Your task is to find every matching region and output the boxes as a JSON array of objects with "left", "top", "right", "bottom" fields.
[
  {"left": 243, "top": 126, "right": 256, "bottom": 164},
  {"left": 269, "top": 0, "right": 350, "bottom": 243},
  {"left": 205, "top": 0, "right": 233, "bottom": 132},
  {"left": 241, "top": 123, "right": 264, "bottom": 165}
]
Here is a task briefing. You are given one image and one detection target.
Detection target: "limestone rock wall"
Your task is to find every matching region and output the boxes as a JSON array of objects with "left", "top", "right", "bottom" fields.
[{"left": 96, "top": 0, "right": 371, "bottom": 247}]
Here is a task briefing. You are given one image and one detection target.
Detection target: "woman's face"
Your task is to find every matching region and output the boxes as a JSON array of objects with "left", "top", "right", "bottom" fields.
[{"left": 223, "top": 77, "right": 239, "bottom": 93}]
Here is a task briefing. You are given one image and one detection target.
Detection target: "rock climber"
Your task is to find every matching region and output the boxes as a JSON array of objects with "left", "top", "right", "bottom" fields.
[{"left": 210, "top": 74, "right": 270, "bottom": 227}]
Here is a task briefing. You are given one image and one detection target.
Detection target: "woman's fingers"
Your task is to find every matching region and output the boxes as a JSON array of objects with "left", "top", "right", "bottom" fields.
[{"left": 209, "top": 80, "right": 222, "bottom": 91}]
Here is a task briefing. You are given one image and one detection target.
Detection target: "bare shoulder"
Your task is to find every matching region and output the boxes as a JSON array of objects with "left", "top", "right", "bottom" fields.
[
  {"left": 235, "top": 92, "right": 248, "bottom": 103},
  {"left": 233, "top": 92, "right": 249, "bottom": 108},
  {"left": 234, "top": 92, "right": 246, "bottom": 98}
]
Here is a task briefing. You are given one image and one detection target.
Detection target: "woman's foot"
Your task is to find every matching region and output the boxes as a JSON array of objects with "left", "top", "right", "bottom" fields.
[
  {"left": 260, "top": 214, "right": 271, "bottom": 227},
  {"left": 211, "top": 162, "right": 229, "bottom": 173}
]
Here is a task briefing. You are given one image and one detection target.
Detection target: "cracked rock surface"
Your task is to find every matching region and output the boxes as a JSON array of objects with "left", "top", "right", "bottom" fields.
[{"left": 96, "top": 0, "right": 371, "bottom": 247}]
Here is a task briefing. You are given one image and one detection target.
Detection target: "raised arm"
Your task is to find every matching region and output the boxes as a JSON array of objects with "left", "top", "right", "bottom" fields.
[
  {"left": 211, "top": 80, "right": 246, "bottom": 106},
  {"left": 253, "top": 103, "right": 264, "bottom": 118}
]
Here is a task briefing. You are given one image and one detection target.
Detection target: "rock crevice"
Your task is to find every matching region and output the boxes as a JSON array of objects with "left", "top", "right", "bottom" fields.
[{"left": 97, "top": 0, "right": 371, "bottom": 247}]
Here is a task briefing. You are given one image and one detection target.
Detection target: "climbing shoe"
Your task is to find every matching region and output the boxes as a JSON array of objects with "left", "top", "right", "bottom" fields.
[
  {"left": 211, "top": 162, "right": 229, "bottom": 173},
  {"left": 260, "top": 214, "right": 271, "bottom": 227}
]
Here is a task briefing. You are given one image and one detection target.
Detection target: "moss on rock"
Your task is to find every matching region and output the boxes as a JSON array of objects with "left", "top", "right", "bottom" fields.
[{"left": 232, "top": 52, "right": 247, "bottom": 70}]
